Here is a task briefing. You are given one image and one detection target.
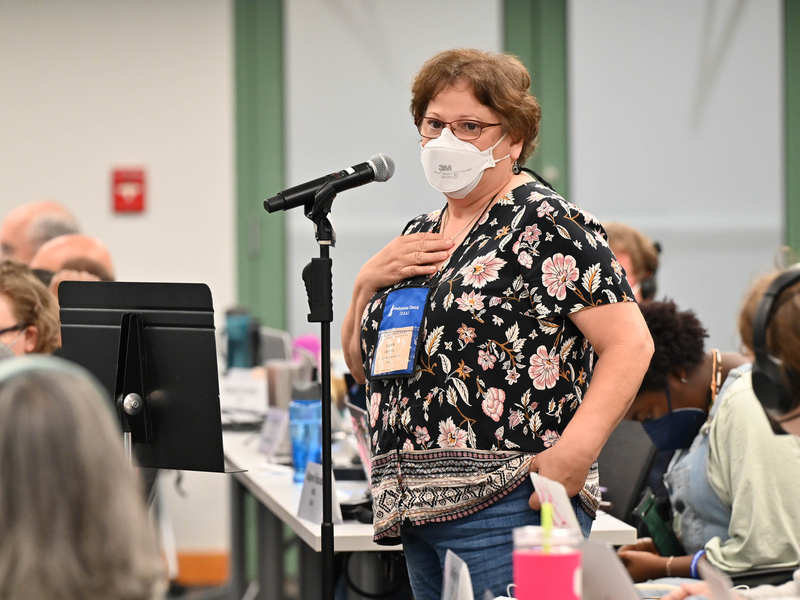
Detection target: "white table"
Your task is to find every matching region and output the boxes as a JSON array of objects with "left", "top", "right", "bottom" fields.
[
  {"left": 592, "top": 511, "right": 638, "bottom": 546},
  {"left": 224, "top": 431, "right": 637, "bottom": 600}
]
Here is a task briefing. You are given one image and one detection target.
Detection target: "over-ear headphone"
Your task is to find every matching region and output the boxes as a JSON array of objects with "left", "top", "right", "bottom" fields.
[
  {"left": 638, "top": 241, "right": 661, "bottom": 301},
  {"left": 751, "top": 266, "right": 800, "bottom": 416},
  {"left": 638, "top": 275, "right": 657, "bottom": 301}
]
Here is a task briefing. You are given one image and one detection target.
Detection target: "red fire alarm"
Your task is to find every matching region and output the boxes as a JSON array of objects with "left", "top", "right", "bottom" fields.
[{"left": 112, "top": 167, "right": 146, "bottom": 213}]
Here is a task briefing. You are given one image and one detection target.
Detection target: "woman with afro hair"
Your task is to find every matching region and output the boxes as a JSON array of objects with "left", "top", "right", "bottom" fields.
[{"left": 616, "top": 300, "right": 800, "bottom": 587}]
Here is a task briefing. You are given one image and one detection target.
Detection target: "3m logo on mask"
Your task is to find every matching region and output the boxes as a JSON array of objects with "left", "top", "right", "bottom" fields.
[{"left": 421, "top": 130, "right": 508, "bottom": 198}]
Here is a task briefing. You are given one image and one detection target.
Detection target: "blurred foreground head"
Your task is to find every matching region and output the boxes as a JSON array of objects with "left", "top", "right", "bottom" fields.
[{"left": 0, "top": 355, "right": 166, "bottom": 600}]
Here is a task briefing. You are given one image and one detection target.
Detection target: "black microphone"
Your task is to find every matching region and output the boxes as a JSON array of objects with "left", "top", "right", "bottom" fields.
[{"left": 264, "top": 153, "right": 395, "bottom": 213}]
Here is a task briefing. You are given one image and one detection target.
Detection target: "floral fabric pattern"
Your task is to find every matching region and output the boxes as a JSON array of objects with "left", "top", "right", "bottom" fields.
[{"left": 360, "top": 180, "right": 634, "bottom": 543}]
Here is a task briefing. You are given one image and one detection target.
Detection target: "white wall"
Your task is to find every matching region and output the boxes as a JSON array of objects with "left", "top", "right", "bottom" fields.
[
  {"left": 0, "top": 0, "right": 235, "bottom": 322},
  {"left": 284, "top": 0, "right": 503, "bottom": 340},
  {"left": 0, "top": 0, "right": 234, "bottom": 555},
  {"left": 568, "top": 0, "right": 783, "bottom": 350}
]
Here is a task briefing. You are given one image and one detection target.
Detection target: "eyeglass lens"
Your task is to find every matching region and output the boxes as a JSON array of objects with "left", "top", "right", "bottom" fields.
[{"left": 418, "top": 118, "right": 487, "bottom": 141}]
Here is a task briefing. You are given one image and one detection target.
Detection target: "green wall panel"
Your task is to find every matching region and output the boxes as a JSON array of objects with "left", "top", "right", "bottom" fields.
[
  {"left": 504, "top": 0, "right": 569, "bottom": 199},
  {"left": 235, "top": 0, "right": 286, "bottom": 328}
]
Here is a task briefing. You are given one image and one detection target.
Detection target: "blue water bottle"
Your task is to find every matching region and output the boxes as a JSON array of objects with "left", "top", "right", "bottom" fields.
[{"left": 288, "top": 380, "right": 323, "bottom": 483}]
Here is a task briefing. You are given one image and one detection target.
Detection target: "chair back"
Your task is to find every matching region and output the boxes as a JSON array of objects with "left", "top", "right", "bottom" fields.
[{"left": 597, "top": 420, "right": 658, "bottom": 524}]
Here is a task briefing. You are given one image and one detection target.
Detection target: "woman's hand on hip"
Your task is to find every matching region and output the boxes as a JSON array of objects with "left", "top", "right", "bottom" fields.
[{"left": 527, "top": 444, "right": 593, "bottom": 510}]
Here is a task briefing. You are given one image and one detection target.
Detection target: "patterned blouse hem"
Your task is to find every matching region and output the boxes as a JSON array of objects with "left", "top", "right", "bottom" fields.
[{"left": 372, "top": 474, "right": 529, "bottom": 544}]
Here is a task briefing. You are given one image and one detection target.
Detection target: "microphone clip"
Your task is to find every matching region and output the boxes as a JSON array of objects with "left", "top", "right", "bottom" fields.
[{"left": 305, "top": 181, "right": 337, "bottom": 247}]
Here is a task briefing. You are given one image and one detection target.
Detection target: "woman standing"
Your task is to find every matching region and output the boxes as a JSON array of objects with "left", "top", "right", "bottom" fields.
[{"left": 341, "top": 48, "right": 653, "bottom": 600}]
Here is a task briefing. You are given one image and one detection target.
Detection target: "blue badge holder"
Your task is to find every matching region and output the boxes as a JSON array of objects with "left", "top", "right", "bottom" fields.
[{"left": 368, "top": 286, "right": 432, "bottom": 380}]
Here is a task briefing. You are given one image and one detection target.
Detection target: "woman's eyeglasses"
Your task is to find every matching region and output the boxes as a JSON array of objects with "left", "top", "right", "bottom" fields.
[{"left": 416, "top": 117, "right": 501, "bottom": 141}]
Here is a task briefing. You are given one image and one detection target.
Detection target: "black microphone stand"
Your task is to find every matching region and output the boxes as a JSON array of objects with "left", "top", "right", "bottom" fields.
[{"left": 301, "top": 181, "right": 337, "bottom": 600}]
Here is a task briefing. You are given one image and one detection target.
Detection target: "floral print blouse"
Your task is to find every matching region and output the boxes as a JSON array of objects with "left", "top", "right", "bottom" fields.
[{"left": 359, "top": 179, "right": 635, "bottom": 544}]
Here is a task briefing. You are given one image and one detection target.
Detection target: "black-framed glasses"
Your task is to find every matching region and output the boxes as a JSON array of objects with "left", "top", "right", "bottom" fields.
[
  {"left": 416, "top": 117, "right": 501, "bottom": 141},
  {"left": 0, "top": 323, "right": 27, "bottom": 337}
]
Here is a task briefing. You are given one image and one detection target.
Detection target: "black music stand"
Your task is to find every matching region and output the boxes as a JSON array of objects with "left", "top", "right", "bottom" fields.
[{"left": 58, "top": 281, "right": 228, "bottom": 473}]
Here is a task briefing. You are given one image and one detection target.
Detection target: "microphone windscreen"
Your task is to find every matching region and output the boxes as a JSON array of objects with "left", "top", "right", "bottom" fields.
[{"left": 369, "top": 153, "right": 395, "bottom": 182}]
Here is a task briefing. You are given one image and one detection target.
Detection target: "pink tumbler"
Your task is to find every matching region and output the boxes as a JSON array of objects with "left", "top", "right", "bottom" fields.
[{"left": 513, "top": 525, "right": 582, "bottom": 600}]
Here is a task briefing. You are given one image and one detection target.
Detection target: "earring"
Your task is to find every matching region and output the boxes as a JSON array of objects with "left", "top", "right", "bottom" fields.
[{"left": 512, "top": 160, "right": 521, "bottom": 175}]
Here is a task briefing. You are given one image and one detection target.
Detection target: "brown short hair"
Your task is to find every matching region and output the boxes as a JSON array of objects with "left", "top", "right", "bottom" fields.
[
  {"left": 410, "top": 48, "right": 542, "bottom": 164},
  {"left": 604, "top": 222, "right": 660, "bottom": 281},
  {"left": 739, "top": 269, "right": 800, "bottom": 409},
  {"left": 0, "top": 259, "right": 60, "bottom": 353}
]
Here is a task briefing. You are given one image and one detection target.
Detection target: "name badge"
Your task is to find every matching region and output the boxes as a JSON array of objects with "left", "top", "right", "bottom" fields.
[{"left": 370, "top": 286, "right": 431, "bottom": 380}]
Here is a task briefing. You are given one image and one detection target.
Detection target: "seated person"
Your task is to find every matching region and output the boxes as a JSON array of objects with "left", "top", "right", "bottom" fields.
[
  {"left": 0, "top": 200, "right": 79, "bottom": 264},
  {"left": 0, "top": 258, "right": 60, "bottom": 355},
  {"left": 663, "top": 266, "right": 800, "bottom": 599},
  {"left": 604, "top": 221, "right": 660, "bottom": 301},
  {"left": 618, "top": 300, "right": 800, "bottom": 583},
  {"left": 0, "top": 355, "right": 166, "bottom": 599},
  {"left": 29, "top": 233, "right": 115, "bottom": 301}
]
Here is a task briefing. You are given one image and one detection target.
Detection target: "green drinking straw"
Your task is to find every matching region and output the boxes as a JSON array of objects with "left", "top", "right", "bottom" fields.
[{"left": 541, "top": 501, "right": 553, "bottom": 553}]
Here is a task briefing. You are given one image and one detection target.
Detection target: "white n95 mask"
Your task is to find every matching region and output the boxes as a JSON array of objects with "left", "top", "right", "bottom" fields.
[{"left": 420, "top": 128, "right": 509, "bottom": 199}]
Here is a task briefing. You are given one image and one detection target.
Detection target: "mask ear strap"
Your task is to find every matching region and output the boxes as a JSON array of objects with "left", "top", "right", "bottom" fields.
[
  {"left": 664, "top": 385, "right": 674, "bottom": 413},
  {"left": 5, "top": 329, "right": 26, "bottom": 350}
]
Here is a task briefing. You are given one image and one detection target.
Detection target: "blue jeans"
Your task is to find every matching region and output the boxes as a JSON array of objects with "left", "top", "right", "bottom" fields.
[{"left": 400, "top": 479, "right": 593, "bottom": 600}]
